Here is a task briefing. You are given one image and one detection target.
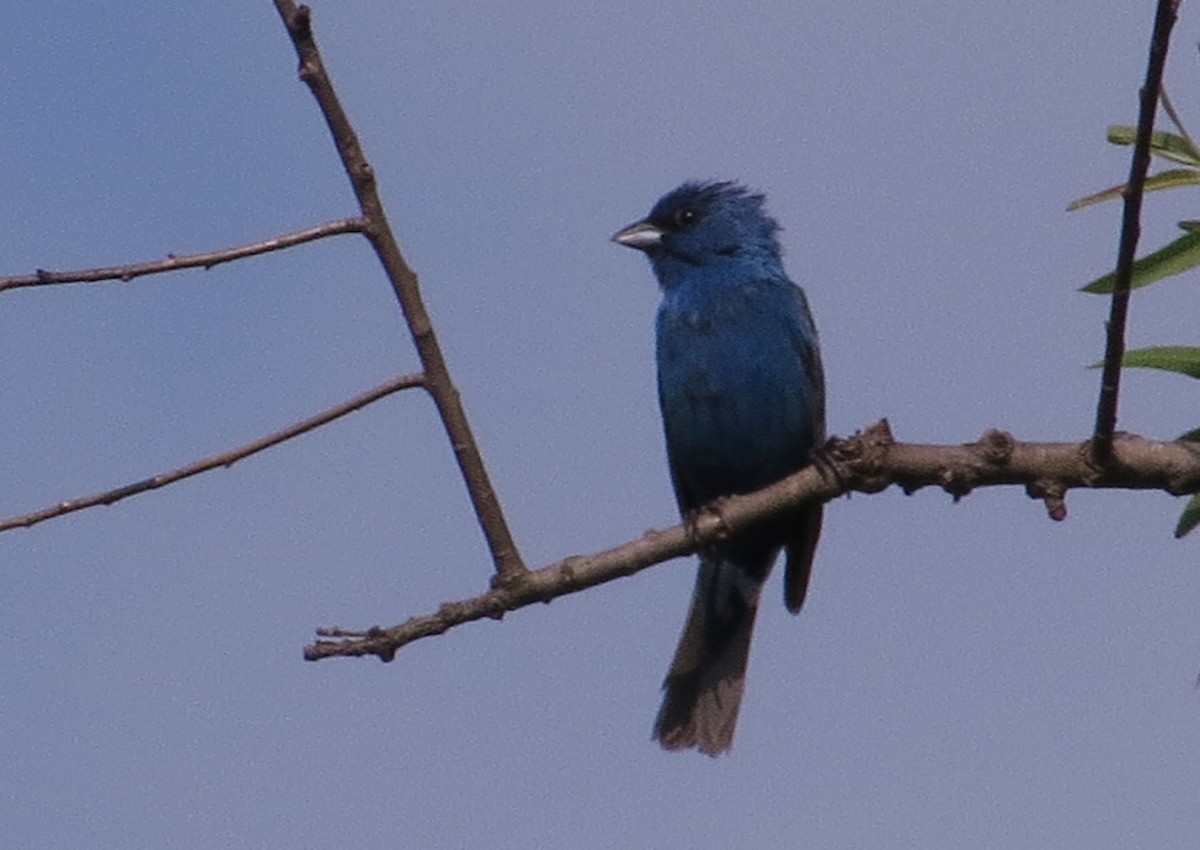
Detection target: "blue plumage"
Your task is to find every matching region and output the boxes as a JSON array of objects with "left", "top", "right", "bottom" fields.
[{"left": 613, "top": 181, "right": 825, "bottom": 755}]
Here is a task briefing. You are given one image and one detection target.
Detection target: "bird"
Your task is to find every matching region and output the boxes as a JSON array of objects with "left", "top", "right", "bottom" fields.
[{"left": 612, "top": 181, "right": 825, "bottom": 756}]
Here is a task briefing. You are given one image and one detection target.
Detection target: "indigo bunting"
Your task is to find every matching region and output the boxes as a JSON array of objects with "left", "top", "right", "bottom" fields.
[{"left": 613, "top": 181, "right": 825, "bottom": 756}]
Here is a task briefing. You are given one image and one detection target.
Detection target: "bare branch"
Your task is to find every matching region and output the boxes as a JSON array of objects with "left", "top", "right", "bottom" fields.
[
  {"left": 1093, "top": 0, "right": 1180, "bottom": 463},
  {"left": 273, "top": 1, "right": 525, "bottom": 579},
  {"left": 0, "top": 218, "right": 366, "bottom": 294},
  {"left": 0, "top": 373, "right": 424, "bottom": 534},
  {"left": 306, "top": 421, "right": 1200, "bottom": 662}
]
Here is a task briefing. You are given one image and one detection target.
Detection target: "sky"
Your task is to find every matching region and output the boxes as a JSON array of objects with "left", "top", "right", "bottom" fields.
[{"left": 3, "top": 2, "right": 1200, "bottom": 847}]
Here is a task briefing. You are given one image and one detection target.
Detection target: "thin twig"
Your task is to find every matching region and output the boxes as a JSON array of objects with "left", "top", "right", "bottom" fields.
[
  {"left": 1160, "top": 85, "right": 1199, "bottom": 155},
  {"left": 305, "top": 422, "right": 1200, "bottom": 662},
  {"left": 0, "top": 373, "right": 425, "bottom": 533},
  {"left": 273, "top": 1, "right": 525, "bottom": 578},
  {"left": 1092, "top": 0, "right": 1180, "bottom": 464},
  {"left": 0, "top": 218, "right": 366, "bottom": 294}
]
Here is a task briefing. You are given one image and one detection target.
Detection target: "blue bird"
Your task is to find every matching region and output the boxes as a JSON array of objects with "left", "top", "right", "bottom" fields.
[{"left": 613, "top": 181, "right": 825, "bottom": 756}]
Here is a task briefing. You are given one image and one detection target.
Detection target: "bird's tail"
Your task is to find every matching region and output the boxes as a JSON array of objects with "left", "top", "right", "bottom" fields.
[{"left": 653, "top": 553, "right": 769, "bottom": 756}]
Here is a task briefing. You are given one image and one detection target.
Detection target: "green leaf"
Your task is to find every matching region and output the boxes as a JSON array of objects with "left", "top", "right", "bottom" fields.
[
  {"left": 1147, "top": 168, "right": 1200, "bottom": 193},
  {"left": 1067, "top": 168, "right": 1200, "bottom": 211},
  {"left": 1178, "top": 426, "right": 1200, "bottom": 443},
  {"left": 1107, "top": 125, "right": 1200, "bottom": 166},
  {"left": 1066, "top": 183, "right": 1125, "bottom": 211},
  {"left": 1109, "top": 346, "right": 1200, "bottom": 378},
  {"left": 1081, "top": 228, "right": 1200, "bottom": 293},
  {"left": 1176, "top": 492, "right": 1200, "bottom": 538}
]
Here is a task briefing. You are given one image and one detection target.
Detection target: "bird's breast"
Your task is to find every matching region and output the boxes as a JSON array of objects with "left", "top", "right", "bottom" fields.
[{"left": 656, "top": 286, "right": 817, "bottom": 504}]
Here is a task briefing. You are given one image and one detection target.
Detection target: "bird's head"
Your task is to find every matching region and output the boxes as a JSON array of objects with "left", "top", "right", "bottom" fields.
[{"left": 612, "top": 181, "right": 783, "bottom": 286}]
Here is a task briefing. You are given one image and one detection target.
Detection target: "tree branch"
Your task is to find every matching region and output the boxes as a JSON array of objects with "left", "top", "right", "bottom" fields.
[
  {"left": 0, "top": 373, "right": 424, "bottom": 533},
  {"left": 272, "top": 2, "right": 525, "bottom": 580},
  {"left": 0, "top": 218, "right": 365, "bottom": 294},
  {"left": 305, "top": 421, "right": 1200, "bottom": 662},
  {"left": 1092, "top": 0, "right": 1180, "bottom": 463}
]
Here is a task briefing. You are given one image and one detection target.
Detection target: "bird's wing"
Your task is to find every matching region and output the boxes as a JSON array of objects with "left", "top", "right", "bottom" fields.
[{"left": 783, "top": 281, "right": 826, "bottom": 612}]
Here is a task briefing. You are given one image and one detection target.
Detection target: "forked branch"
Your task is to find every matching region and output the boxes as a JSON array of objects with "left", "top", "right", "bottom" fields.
[
  {"left": 273, "top": 1, "right": 524, "bottom": 577},
  {"left": 306, "top": 422, "right": 1200, "bottom": 662}
]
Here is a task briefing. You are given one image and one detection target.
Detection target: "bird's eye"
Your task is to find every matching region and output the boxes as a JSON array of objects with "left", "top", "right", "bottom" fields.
[{"left": 674, "top": 208, "right": 700, "bottom": 228}]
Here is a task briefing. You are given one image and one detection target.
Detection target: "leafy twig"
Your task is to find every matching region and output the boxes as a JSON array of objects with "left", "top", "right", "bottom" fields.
[{"left": 1092, "top": 0, "right": 1181, "bottom": 464}]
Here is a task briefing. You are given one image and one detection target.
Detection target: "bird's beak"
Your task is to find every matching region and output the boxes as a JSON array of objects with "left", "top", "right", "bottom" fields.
[{"left": 612, "top": 220, "right": 663, "bottom": 251}]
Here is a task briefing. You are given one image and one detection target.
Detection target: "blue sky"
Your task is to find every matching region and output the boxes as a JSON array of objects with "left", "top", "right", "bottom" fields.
[{"left": 3, "top": 2, "right": 1200, "bottom": 847}]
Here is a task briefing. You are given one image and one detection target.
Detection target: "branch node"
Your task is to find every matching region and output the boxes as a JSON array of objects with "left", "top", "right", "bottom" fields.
[
  {"left": 292, "top": 4, "right": 312, "bottom": 37},
  {"left": 834, "top": 418, "right": 895, "bottom": 493},
  {"left": 976, "top": 429, "right": 1015, "bottom": 464},
  {"left": 1026, "top": 479, "right": 1068, "bottom": 521},
  {"left": 938, "top": 467, "right": 973, "bottom": 502},
  {"left": 489, "top": 567, "right": 531, "bottom": 604},
  {"left": 353, "top": 161, "right": 376, "bottom": 185},
  {"left": 1079, "top": 440, "right": 1107, "bottom": 484},
  {"left": 557, "top": 555, "right": 587, "bottom": 590},
  {"left": 861, "top": 418, "right": 896, "bottom": 450},
  {"left": 693, "top": 498, "right": 733, "bottom": 547}
]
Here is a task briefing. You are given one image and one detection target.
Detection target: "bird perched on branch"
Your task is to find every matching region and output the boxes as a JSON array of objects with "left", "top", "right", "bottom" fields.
[{"left": 613, "top": 181, "right": 825, "bottom": 756}]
